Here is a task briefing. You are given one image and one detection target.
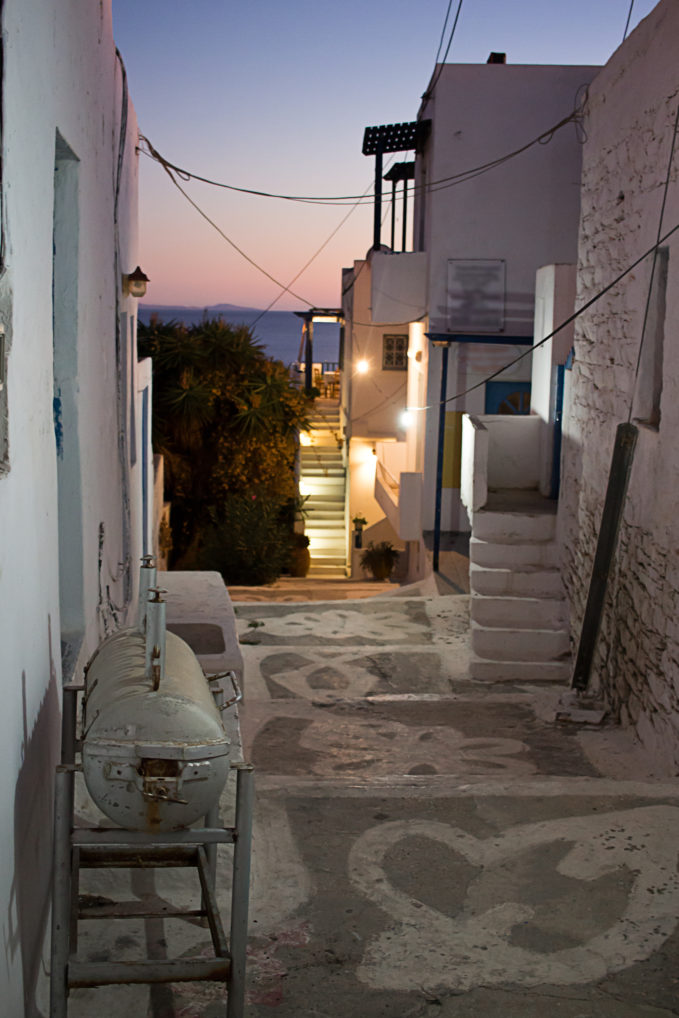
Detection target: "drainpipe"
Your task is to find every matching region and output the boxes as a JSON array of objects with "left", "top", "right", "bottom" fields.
[{"left": 432, "top": 341, "right": 450, "bottom": 572}]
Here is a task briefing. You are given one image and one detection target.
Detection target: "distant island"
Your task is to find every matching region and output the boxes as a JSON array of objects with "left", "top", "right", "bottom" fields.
[{"left": 137, "top": 304, "right": 340, "bottom": 367}]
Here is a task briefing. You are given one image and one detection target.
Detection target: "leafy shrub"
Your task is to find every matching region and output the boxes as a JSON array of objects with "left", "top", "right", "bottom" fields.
[{"left": 198, "top": 495, "right": 291, "bottom": 585}]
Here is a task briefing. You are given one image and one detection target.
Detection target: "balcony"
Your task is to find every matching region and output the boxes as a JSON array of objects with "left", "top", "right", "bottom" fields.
[
  {"left": 374, "top": 440, "right": 422, "bottom": 540},
  {"left": 370, "top": 250, "right": 427, "bottom": 324}
]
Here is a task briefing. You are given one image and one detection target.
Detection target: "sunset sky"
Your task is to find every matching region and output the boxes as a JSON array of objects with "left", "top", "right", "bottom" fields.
[{"left": 112, "top": 0, "right": 657, "bottom": 311}]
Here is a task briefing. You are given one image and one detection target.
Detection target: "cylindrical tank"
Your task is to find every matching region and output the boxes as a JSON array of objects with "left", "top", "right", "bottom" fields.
[{"left": 82, "top": 629, "right": 230, "bottom": 831}]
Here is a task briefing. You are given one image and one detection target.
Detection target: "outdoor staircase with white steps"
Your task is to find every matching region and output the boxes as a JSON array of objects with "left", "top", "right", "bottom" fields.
[
  {"left": 469, "top": 493, "right": 571, "bottom": 682},
  {"left": 301, "top": 399, "right": 347, "bottom": 577}
]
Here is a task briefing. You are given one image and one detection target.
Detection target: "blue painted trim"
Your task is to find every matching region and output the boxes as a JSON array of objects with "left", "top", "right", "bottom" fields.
[
  {"left": 426, "top": 333, "right": 533, "bottom": 346},
  {"left": 550, "top": 364, "right": 565, "bottom": 500}
]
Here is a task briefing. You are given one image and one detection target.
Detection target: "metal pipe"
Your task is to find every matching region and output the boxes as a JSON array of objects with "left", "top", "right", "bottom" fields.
[
  {"left": 304, "top": 319, "right": 314, "bottom": 393},
  {"left": 205, "top": 680, "right": 227, "bottom": 893},
  {"left": 61, "top": 683, "right": 81, "bottom": 767},
  {"left": 373, "top": 148, "right": 383, "bottom": 250},
  {"left": 402, "top": 178, "right": 409, "bottom": 251},
  {"left": 227, "top": 764, "right": 254, "bottom": 1018},
  {"left": 390, "top": 178, "right": 396, "bottom": 250},
  {"left": 571, "top": 422, "right": 638, "bottom": 691},
  {"left": 145, "top": 588, "right": 166, "bottom": 688},
  {"left": 433, "top": 343, "right": 450, "bottom": 572},
  {"left": 138, "top": 554, "right": 157, "bottom": 631},
  {"left": 68, "top": 957, "right": 230, "bottom": 988},
  {"left": 50, "top": 765, "right": 74, "bottom": 1018}
]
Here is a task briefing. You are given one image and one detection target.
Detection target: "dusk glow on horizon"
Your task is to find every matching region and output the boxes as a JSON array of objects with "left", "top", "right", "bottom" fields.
[{"left": 113, "top": 0, "right": 658, "bottom": 312}]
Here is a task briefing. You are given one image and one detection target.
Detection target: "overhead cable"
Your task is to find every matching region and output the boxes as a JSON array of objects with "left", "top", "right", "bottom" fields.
[
  {"left": 422, "top": 220, "right": 679, "bottom": 413},
  {"left": 139, "top": 102, "right": 584, "bottom": 207}
]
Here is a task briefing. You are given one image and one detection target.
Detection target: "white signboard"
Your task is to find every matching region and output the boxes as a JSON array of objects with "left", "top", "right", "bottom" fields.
[{"left": 447, "top": 259, "right": 505, "bottom": 332}]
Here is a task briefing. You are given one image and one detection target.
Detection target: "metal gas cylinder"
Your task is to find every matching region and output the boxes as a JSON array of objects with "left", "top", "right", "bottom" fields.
[{"left": 82, "top": 625, "right": 231, "bottom": 832}]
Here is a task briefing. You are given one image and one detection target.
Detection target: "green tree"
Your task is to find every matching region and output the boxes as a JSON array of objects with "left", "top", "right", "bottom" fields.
[{"left": 138, "top": 316, "right": 311, "bottom": 577}]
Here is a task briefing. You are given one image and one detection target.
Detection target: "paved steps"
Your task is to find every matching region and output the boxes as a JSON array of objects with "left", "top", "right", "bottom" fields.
[
  {"left": 469, "top": 493, "right": 570, "bottom": 682},
  {"left": 300, "top": 398, "right": 347, "bottom": 576}
]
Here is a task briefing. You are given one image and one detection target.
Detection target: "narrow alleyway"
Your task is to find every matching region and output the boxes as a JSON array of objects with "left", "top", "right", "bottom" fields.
[{"left": 235, "top": 588, "right": 679, "bottom": 1018}]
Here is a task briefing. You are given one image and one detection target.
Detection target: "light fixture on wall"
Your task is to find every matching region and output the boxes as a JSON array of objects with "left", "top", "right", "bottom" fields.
[
  {"left": 123, "top": 266, "right": 150, "bottom": 298},
  {"left": 356, "top": 359, "right": 369, "bottom": 375}
]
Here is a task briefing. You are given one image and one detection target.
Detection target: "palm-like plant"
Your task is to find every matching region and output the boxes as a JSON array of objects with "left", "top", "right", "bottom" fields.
[{"left": 138, "top": 316, "right": 313, "bottom": 571}]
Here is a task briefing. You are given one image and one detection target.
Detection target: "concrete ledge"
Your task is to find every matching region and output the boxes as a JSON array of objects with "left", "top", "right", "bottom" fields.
[
  {"left": 159, "top": 570, "right": 243, "bottom": 684},
  {"left": 470, "top": 654, "right": 571, "bottom": 682},
  {"left": 471, "top": 620, "right": 570, "bottom": 660},
  {"left": 470, "top": 594, "right": 568, "bottom": 629},
  {"left": 470, "top": 562, "right": 564, "bottom": 598},
  {"left": 469, "top": 536, "right": 559, "bottom": 568}
]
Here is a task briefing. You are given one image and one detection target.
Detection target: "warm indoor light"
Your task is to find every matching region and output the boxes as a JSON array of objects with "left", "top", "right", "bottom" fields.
[
  {"left": 356, "top": 359, "right": 369, "bottom": 375},
  {"left": 299, "top": 432, "right": 312, "bottom": 446},
  {"left": 123, "top": 265, "right": 150, "bottom": 298}
]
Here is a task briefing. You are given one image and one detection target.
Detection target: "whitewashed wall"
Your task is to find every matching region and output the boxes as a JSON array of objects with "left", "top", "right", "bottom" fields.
[
  {"left": 559, "top": 0, "right": 679, "bottom": 773},
  {"left": 343, "top": 258, "right": 410, "bottom": 439},
  {"left": 415, "top": 62, "right": 598, "bottom": 533},
  {"left": 0, "top": 2, "right": 144, "bottom": 1010}
]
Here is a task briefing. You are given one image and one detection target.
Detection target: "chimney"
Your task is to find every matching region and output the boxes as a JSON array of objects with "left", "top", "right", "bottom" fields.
[{"left": 487, "top": 52, "right": 506, "bottom": 64}]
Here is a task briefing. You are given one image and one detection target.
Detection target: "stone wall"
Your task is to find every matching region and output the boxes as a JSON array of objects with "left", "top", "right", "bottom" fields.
[{"left": 560, "top": 0, "right": 679, "bottom": 773}]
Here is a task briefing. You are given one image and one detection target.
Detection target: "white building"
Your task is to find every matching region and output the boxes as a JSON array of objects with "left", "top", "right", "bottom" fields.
[
  {"left": 0, "top": 2, "right": 149, "bottom": 1010},
  {"left": 559, "top": 0, "right": 679, "bottom": 773},
  {"left": 342, "top": 58, "right": 598, "bottom": 579}
]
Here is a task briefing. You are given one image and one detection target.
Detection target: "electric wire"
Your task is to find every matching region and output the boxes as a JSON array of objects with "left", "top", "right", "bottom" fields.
[
  {"left": 622, "top": 0, "right": 635, "bottom": 41},
  {"left": 414, "top": 220, "right": 679, "bottom": 413},
  {"left": 155, "top": 156, "right": 318, "bottom": 308},
  {"left": 433, "top": 0, "right": 455, "bottom": 66},
  {"left": 250, "top": 158, "right": 398, "bottom": 328},
  {"left": 423, "top": 0, "right": 464, "bottom": 103},
  {"left": 139, "top": 102, "right": 583, "bottom": 208},
  {"left": 626, "top": 101, "right": 679, "bottom": 422}
]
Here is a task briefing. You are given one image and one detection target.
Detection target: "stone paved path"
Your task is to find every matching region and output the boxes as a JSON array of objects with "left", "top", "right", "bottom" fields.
[
  {"left": 234, "top": 593, "right": 679, "bottom": 1018},
  {"left": 60, "top": 590, "right": 679, "bottom": 1017}
]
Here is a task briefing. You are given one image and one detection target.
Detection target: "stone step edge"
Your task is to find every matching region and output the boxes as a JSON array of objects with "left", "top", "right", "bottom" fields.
[{"left": 469, "top": 654, "right": 571, "bottom": 682}]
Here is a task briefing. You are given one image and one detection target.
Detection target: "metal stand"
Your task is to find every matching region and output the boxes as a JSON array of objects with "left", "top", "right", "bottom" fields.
[{"left": 50, "top": 683, "right": 254, "bottom": 1018}]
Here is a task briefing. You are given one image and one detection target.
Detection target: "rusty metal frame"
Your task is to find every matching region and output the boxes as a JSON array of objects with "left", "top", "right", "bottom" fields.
[{"left": 50, "top": 682, "right": 254, "bottom": 1018}]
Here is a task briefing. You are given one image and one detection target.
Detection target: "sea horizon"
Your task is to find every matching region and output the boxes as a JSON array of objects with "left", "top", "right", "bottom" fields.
[{"left": 138, "top": 303, "right": 340, "bottom": 367}]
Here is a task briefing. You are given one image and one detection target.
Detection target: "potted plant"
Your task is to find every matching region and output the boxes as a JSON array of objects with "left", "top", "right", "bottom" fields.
[
  {"left": 360, "top": 540, "right": 399, "bottom": 581},
  {"left": 288, "top": 531, "right": 311, "bottom": 577}
]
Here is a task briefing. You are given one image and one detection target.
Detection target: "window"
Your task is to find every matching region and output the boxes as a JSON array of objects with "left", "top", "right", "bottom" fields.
[{"left": 382, "top": 334, "right": 408, "bottom": 370}]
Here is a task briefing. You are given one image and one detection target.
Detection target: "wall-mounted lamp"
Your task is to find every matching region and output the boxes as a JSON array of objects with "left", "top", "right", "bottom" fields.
[
  {"left": 123, "top": 266, "right": 150, "bottom": 298},
  {"left": 399, "top": 410, "right": 414, "bottom": 428},
  {"left": 356, "top": 359, "right": 370, "bottom": 375}
]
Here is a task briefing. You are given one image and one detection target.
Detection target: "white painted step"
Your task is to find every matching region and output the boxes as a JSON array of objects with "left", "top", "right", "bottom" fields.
[
  {"left": 471, "top": 621, "right": 570, "bottom": 661},
  {"left": 470, "top": 594, "right": 567, "bottom": 630},
  {"left": 300, "top": 476, "right": 345, "bottom": 493},
  {"left": 472, "top": 510, "right": 557, "bottom": 543},
  {"left": 470, "top": 655, "right": 571, "bottom": 683},
  {"left": 469, "top": 536, "right": 559, "bottom": 569},
  {"left": 470, "top": 563, "right": 564, "bottom": 598},
  {"left": 308, "top": 543, "right": 346, "bottom": 558}
]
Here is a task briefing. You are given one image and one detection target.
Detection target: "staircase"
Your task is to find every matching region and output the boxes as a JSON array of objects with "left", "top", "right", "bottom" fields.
[
  {"left": 468, "top": 490, "right": 570, "bottom": 681},
  {"left": 300, "top": 399, "right": 347, "bottom": 577}
]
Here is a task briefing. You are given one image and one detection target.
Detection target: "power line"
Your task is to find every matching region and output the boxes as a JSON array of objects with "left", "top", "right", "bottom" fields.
[
  {"left": 622, "top": 0, "right": 635, "bottom": 41},
  {"left": 433, "top": 0, "right": 455, "bottom": 66},
  {"left": 414, "top": 220, "right": 679, "bottom": 413},
  {"left": 156, "top": 158, "right": 317, "bottom": 308},
  {"left": 422, "top": 0, "right": 464, "bottom": 103},
  {"left": 139, "top": 102, "right": 582, "bottom": 208}
]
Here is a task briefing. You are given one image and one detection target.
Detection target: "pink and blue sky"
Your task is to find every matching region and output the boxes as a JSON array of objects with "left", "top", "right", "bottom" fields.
[{"left": 113, "top": 0, "right": 657, "bottom": 311}]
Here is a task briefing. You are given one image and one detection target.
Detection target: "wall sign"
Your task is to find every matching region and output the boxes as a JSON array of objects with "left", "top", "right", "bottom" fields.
[{"left": 447, "top": 259, "right": 505, "bottom": 332}]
